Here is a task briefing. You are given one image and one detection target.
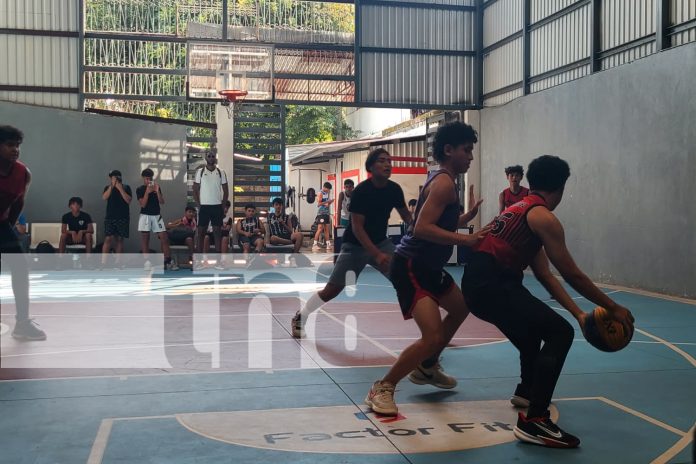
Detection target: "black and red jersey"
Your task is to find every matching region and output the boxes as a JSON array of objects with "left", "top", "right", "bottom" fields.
[
  {"left": 501, "top": 186, "right": 530, "bottom": 209},
  {"left": 0, "top": 160, "right": 28, "bottom": 222},
  {"left": 477, "top": 193, "right": 547, "bottom": 272}
]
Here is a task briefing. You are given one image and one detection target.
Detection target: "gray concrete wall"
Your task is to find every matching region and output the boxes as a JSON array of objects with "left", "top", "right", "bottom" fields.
[
  {"left": 0, "top": 102, "right": 189, "bottom": 252},
  {"left": 479, "top": 43, "right": 696, "bottom": 298}
]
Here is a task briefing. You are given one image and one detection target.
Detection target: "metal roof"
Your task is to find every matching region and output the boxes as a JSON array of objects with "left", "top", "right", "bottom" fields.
[{"left": 287, "top": 125, "right": 426, "bottom": 165}]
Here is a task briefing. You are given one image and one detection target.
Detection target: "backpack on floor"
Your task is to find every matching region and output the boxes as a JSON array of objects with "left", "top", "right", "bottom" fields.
[{"left": 35, "top": 240, "right": 55, "bottom": 254}]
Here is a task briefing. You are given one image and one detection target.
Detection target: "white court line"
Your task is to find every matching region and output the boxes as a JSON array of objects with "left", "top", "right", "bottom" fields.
[
  {"left": 651, "top": 423, "right": 695, "bottom": 464},
  {"left": 317, "top": 308, "right": 398, "bottom": 358},
  {"left": 634, "top": 328, "right": 696, "bottom": 368},
  {"left": 86, "top": 419, "right": 113, "bottom": 464},
  {"left": 555, "top": 397, "right": 687, "bottom": 437}
]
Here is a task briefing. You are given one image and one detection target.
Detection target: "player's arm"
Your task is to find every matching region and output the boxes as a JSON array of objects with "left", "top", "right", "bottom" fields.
[
  {"left": 156, "top": 186, "right": 165, "bottom": 205},
  {"left": 138, "top": 188, "right": 149, "bottom": 208},
  {"left": 193, "top": 169, "right": 202, "bottom": 206},
  {"left": 60, "top": 221, "right": 68, "bottom": 234},
  {"left": 118, "top": 184, "right": 132, "bottom": 204},
  {"left": 528, "top": 207, "right": 634, "bottom": 324},
  {"left": 529, "top": 249, "right": 585, "bottom": 322},
  {"left": 336, "top": 192, "right": 344, "bottom": 219},
  {"left": 86, "top": 221, "right": 94, "bottom": 235},
  {"left": 166, "top": 218, "right": 182, "bottom": 230},
  {"left": 221, "top": 183, "right": 229, "bottom": 205},
  {"left": 498, "top": 191, "right": 505, "bottom": 214},
  {"left": 415, "top": 176, "right": 488, "bottom": 246},
  {"left": 396, "top": 207, "right": 412, "bottom": 225},
  {"left": 317, "top": 191, "right": 327, "bottom": 207},
  {"left": 459, "top": 185, "right": 483, "bottom": 227}
]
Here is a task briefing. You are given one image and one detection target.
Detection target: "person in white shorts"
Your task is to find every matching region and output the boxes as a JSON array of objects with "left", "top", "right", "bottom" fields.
[{"left": 136, "top": 168, "right": 177, "bottom": 270}]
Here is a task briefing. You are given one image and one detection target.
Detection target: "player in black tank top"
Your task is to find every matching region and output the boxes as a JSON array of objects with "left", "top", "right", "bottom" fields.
[{"left": 366, "top": 121, "right": 490, "bottom": 417}]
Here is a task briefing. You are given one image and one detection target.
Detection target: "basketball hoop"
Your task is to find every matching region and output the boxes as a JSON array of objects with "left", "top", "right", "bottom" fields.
[{"left": 219, "top": 89, "right": 248, "bottom": 119}]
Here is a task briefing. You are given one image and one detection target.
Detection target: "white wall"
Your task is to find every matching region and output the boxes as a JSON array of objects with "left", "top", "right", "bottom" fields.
[{"left": 344, "top": 108, "right": 412, "bottom": 137}]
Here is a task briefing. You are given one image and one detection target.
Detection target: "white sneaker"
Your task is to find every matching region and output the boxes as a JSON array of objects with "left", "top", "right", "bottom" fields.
[
  {"left": 407, "top": 362, "right": 457, "bottom": 389},
  {"left": 143, "top": 260, "right": 152, "bottom": 271},
  {"left": 365, "top": 380, "right": 398, "bottom": 416}
]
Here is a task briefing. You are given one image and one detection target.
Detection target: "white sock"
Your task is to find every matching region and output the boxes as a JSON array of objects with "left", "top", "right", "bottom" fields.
[{"left": 300, "top": 292, "right": 326, "bottom": 319}]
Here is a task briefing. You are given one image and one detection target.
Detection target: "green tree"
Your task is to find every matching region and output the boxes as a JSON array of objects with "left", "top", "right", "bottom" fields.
[{"left": 285, "top": 105, "right": 358, "bottom": 145}]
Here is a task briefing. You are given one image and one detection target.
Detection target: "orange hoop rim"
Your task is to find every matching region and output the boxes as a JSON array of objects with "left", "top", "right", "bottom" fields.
[{"left": 219, "top": 89, "right": 248, "bottom": 103}]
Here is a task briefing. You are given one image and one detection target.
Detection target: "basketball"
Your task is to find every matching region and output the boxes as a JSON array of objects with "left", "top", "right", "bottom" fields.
[{"left": 583, "top": 306, "right": 634, "bottom": 352}]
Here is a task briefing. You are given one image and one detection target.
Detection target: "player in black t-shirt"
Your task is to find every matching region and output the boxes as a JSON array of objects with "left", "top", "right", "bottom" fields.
[
  {"left": 292, "top": 148, "right": 412, "bottom": 338},
  {"left": 136, "top": 168, "right": 176, "bottom": 270},
  {"left": 59, "top": 196, "right": 93, "bottom": 254}
]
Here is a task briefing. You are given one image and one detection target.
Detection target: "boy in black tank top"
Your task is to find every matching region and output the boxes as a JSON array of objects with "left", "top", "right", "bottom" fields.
[{"left": 366, "top": 121, "right": 490, "bottom": 416}]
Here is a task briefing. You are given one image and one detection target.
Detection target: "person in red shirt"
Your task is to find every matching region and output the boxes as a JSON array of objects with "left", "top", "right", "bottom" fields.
[
  {"left": 462, "top": 155, "right": 634, "bottom": 448},
  {"left": 0, "top": 126, "right": 46, "bottom": 340},
  {"left": 499, "top": 165, "right": 530, "bottom": 213}
]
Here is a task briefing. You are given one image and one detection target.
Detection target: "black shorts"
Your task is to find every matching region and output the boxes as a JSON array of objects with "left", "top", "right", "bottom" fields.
[
  {"left": 168, "top": 229, "right": 194, "bottom": 246},
  {"left": 104, "top": 218, "right": 129, "bottom": 238},
  {"left": 239, "top": 236, "right": 263, "bottom": 247},
  {"left": 316, "top": 214, "right": 330, "bottom": 224},
  {"left": 0, "top": 222, "right": 23, "bottom": 253},
  {"left": 199, "top": 205, "right": 224, "bottom": 228},
  {"left": 273, "top": 231, "right": 292, "bottom": 241},
  {"left": 391, "top": 254, "right": 456, "bottom": 320},
  {"left": 207, "top": 229, "right": 230, "bottom": 239}
]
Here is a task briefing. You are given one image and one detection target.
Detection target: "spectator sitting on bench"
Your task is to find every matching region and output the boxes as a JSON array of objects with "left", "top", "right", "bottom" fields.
[
  {"left": 236, "top": 203, "right": 264, "bottom": 254},
  {"left": 167, "top": 206, "right": 197, "bottom": 264},
  {"left": 59, "top": 197, "right": 93, "bottom": 254},
  {"left": 203, "top": 200, "right": 232, "bottom": 253},
  {"left": 268, "top": 197, "right": 303, "bottom": 253}
]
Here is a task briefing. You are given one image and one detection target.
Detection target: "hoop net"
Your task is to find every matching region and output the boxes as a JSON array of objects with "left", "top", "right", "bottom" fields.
[{"left": 219, "top": 89, "right": 248, "bottom": 118}]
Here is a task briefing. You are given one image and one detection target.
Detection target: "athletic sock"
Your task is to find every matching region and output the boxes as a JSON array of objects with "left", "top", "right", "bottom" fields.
[{"left": 300, "top": 292, "right": 326, "bottom": 319}]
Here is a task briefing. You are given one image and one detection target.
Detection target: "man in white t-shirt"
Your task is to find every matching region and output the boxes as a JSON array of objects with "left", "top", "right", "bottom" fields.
[{"left": 193, "top": 151, "right": 229, "bottom": 253}]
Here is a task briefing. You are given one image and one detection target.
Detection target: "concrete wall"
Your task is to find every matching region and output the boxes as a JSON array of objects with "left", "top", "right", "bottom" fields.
[
  {"left": 479, "top": 43, "right": 696, "bottom": 298},
  {"left": 0, "top": 101, "right": 188, "bottom": 252}
]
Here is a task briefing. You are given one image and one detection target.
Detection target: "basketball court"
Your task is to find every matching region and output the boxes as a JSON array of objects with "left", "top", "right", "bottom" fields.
[
  {"left": 2, "top": 0, "right": 696, "bottom": 462},
  {"left": 1, "top": 259, "right": 694, "bottom": 463}
]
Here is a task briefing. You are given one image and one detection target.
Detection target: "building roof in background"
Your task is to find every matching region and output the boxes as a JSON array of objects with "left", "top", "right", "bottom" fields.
[{"left": 287, "top": 125, "right": 426, "bottom": 165}]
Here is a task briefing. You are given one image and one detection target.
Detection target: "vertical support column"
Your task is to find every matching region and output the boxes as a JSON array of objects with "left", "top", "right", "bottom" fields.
[
  {"left": 78, "top": 0, "right": 85, "bottom": 110},
  {"left": 590, "top": 0, "right": 602, "bottom": 72},
  {"left": 522, "top": 0, "right": 531, "bottom": 95},
  {"left": 463, "top": 110, "right": 481, "bottom": 231},
  {"left": 656, "top": 0, "right": 671, "bottom": 51},
  {"left": 354, "top": 0, "right": 362, "bottom": 103},
  {"left": 475, "top": 0, "right": 484, "bottom": 107},
  {"left": 222, "top": 0, "right": 229, "bottom": 41},
  {"left": 216, "top": 103, "right": 235, "bottom": 212}
]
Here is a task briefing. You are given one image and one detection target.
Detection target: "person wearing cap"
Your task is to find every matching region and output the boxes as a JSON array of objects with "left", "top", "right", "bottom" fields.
[{"left": 101, "top": 169, "right": 132, "bottom": 268}]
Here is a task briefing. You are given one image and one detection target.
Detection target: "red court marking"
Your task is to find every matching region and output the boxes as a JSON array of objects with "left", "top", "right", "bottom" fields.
[{"left": 377, "top": 413, "right": 407, "bottom": 423}]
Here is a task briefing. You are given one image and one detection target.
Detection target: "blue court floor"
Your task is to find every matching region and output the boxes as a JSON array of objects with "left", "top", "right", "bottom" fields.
[{"left": 1, "top": 263, "right": 694, "bottom": 463}]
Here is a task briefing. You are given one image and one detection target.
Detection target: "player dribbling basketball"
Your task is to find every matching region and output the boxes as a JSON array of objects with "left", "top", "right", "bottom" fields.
[{"left": 460, "top": 155, "right": 634, "bottom": 448}]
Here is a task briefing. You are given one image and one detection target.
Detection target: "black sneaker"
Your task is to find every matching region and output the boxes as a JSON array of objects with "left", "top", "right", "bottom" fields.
[
  {"left": 12, "top": 319, "right": 47, "bottom": 341},
  {"left": 513, "top": 412, "right": 580, "bottom": 448},
  {"left": 511, "top": 383, "right": 530, "bottom": 408}
]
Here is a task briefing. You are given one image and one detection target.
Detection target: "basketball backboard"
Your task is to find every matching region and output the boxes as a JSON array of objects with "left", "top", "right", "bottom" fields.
[{"left": 187, "top": 42, "right": 274, "bottom": 102}]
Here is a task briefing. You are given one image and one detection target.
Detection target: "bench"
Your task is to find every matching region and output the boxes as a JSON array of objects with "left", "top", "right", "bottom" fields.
[{"left": 29, "top": 223, "right": 97, "bottom": 252}]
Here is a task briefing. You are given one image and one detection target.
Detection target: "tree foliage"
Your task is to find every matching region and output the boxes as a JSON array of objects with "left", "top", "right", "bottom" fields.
[{"left": 285, "top": 106, "right": 358, "bottom": 145}]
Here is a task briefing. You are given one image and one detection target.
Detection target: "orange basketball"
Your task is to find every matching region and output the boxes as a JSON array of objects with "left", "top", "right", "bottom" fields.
[{"left": 583, "top": 306, "right": 633, "bottom": 352}]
